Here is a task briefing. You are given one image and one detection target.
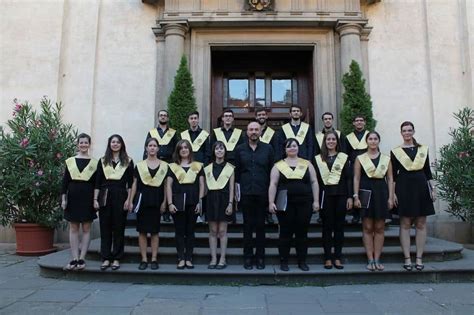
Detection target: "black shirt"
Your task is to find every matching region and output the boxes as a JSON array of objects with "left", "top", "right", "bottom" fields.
[
  {"left": 95, "top": 159, "right": 134, "bottom": 190},
  {"left": 210, "top": 127, "right": 244, "bottom": 163},
  {"left": 167, "top": 165, "right": 204, "bottom": 206},
  {"left": 314, "top": 154, "right": 352, "bottom": 197},
  {"left": 143, "top": 126, "right": 178, "bottom": 162},
  {"left": 277, "top": 123, "right": 314, "bottom": 161},
  {"left": 345, "top": 130, "right": 368, "bottom": 163},
  {"left": 234, "top": 141, "right": 274, "bottom": 196},
  {"left": 61, "top": 158, "right": 98, "bottom": 194},
  {"left": 390, "top": 147, "right": 433, "bottom": 182},
  {"left": 184, "top": 127, "right": 210, "bottom": 164},
  {"left": 133, "top": 164, "right": 166, "bottom": 208}
]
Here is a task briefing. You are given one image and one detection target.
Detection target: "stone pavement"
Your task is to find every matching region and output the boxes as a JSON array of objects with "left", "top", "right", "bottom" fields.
[{"left": 0, "top": 244, "right": 473, "bottom": 315}]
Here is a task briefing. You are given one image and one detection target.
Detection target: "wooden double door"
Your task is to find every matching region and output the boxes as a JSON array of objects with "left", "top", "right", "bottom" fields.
[{"left": 211, "top": 49, "right": 314, "bottom": 130}]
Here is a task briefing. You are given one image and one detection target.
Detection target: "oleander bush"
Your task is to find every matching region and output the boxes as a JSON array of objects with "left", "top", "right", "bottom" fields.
[{"left": 0, "top": 97, "right": 77, "bottom": 228}]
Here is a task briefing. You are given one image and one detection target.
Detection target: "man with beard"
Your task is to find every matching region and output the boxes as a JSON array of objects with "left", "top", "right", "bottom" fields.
[
  {"left": 277, "top": 105, "right": 314, "bottom": 160},
  {"left": 255, "top": 107, "right": 276, "bottom": 224},
  {"left": 180, "top": 111, "right": 210, "bottom": 164},
  {"left": 235, "top": 122, "right": 274, "bottom": 270},
  {"left": 345, "top": 114, "right": 369, "bottom": 224},
  {"left": 314, "top": 112, "right": 346, "bottom": 156},
  {"left": 143, "top": 109, "right": 178, "bottom": 222},
  {"left": 211, "top": 109, "right": 244, "bottom": 164}
]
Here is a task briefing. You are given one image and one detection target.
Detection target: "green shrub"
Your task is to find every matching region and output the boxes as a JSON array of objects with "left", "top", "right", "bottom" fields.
[
  {"left": 434, "top": 107, "right": 474, "bottom": 222},
  {"left": 0, "top": 97, "right": 77, "bottom": 228}
]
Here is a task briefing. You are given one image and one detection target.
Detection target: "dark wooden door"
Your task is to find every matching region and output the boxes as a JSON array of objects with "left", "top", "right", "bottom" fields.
[{"left": 211, "top": 49, "right": 314, "bottom": 130}]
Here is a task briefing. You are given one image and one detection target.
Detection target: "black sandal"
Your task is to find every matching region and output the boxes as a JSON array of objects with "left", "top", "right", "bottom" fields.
[
  {"left": 415, "top": 257, "right": 425, "bottom": 271},
  {"left": 76, "top": 259, "right": 86, "bottom": 270},
  {"left": 100, "top": 260, "right": 110, "bottom": 271},
  {"left": 403, "top": 257, "right": 412, "bottom": 271},
  {"left": 65, "top": 259, "right": 78, "bottom": 271},
  {"left": 111, "top": 260, "right": 120, "bottom": 270}
]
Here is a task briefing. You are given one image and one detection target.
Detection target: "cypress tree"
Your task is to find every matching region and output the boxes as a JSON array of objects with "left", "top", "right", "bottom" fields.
[
  {"left": 339, "top": 60, "right": 376, "bottom": 134},
  {"left": 167, "top": 56, "right": 197, "bottom": 133}
]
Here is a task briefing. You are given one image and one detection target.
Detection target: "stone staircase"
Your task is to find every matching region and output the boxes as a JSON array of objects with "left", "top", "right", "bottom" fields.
[{"left": 38, "top": 215, "right": 474, "bottom": 285}]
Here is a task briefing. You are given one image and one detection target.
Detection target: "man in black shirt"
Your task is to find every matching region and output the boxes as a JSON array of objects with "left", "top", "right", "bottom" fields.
[
  {"left": 180, "top": 111, "right": 210, "bottom": 164},
  {"left": 314, "top": 112, "right": 347, "bottom": 156},
  {"left": 255, "top": 107, "right": 276, "bottom": 225},
  {"left": 345, "top": 114, "right": 369, "bottom": 224},
  {"left": 143, "top": 109, "right": 178, "bottom": 222},
  {"left": 211, "top": 109, "right": 244, "bottom": 164},
  {"left": 235, "top": 122, "right": 275, "bottom": 270},
  {"left": 277, "top": 105, "right": 314, "bottom": 160}
]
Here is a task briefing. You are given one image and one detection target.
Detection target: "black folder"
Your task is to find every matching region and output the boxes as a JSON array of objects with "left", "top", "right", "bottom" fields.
[
  {"left": 359, "top": 189, "right": 372, "bottom": 209},
  {"left": 276, "top": 190, "right": 288, "bottom": 211},
  {"left": 172, "top": 193, "right": 186, "bottom": 212}
]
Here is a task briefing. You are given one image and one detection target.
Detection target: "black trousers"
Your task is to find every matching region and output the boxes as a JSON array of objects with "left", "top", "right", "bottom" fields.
[
  {"left": 241, "top": 195, "right": 267, "bottom": 260},
  {"left": 276, "top": 198, "right": 312, "bottom": 263},
  {"left": 321, "top": 195, "right": 347, "bottom": 260},
  {"left": 99, "top": 187, "right": 128, "bottom": 261},
  {"left": 172, "top": 205, "right": 198, "bottom": 261}
]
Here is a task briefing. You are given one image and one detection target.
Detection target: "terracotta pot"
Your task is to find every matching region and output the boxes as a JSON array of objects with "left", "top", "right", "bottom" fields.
[{"left": 14, "top": 223, "right": 56, "bottom": 256}]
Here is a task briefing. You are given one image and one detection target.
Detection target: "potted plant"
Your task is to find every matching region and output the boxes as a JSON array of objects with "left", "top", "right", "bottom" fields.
[
  {"left": 0, "top": 97, "right": 77, "bottom": 255},
  {"left": 434, "top": 107, "right": 474, "bottom": 243}
]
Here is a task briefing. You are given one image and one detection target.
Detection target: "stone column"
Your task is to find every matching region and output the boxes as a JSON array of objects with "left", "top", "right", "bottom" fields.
[
  {"left": 153, "top": 27, "right": 166, "bottom": 115},
  {"left": 336, "top": 21, "right": 363, "bottom": 75},
  {"left": 162, "top": 22, "right": 188, "bottom": 99}
]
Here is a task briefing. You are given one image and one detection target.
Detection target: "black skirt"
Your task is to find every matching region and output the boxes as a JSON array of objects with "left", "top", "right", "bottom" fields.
[
  {"left": 136, "top": 206, "right": 161, "bottom": 234},
  {"left": 359, "top": 178, "right": 389, "bottom": 220},
  {"left": 206, "top": 190, "right": 231, "bottom": 222},
  {"left": 395, "top": 170, "right": 434, "bottom": 217},
  {"left": 64, "top": 181, "right": 97, "bottom": 222}
]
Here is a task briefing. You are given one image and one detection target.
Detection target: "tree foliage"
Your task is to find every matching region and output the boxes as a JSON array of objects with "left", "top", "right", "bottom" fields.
[
  {"left": 434, "top": 107, "right": 474, "bottom": 222},
  {"left": 167, "top": 56, "right": 197, "bottom": 133},
  {"left": 0, "top": 98, "right": 77, "bottom": 228},
  {"left": 339, "top": 60, "right": 376, "bottom": 134}
]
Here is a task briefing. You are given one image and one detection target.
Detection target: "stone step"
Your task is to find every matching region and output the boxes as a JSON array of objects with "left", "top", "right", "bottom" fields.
[
  {"left": 123, "top": 227, "right": 415, "bottom": 248},
  {"left": 38, "top": 247, "right": 474, "bottom": 285},
  {"left": 86, "top": 237, "right": 463, "bottom": 264}
]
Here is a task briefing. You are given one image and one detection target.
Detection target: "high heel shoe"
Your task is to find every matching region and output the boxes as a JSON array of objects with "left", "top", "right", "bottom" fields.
[
  {"left": 366, "top": 259, "right": 376, "bottom": 271},
  {"left": 415, "top": 257, "right": 424, "bottom": 271},
  {"left": 403, "top": 257, "right": 412, "bottom": 271}
]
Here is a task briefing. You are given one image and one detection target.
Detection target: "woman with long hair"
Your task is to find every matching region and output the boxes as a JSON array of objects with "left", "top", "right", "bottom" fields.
[
  {"left": 166, "top": 139, "right": 205, "bottom": 269},
  {"left": 391, "top": 121, "right": 436, "bottom": 271},
  {"left": 353, "top": 131, "right": 394, "bottom": 271},
  {"left": 129, "top": 137, "right": 168, "bottom": 270},
  {"left": 269, "top": 138, "right": 319, "bottom": 271},
  {"left": 205, "top": 141, "right": 235, "bottom": 269},
  {"left": 94, "top": 134, "right": 134, "bottom": 271},
  {"left": 314, "top": 131, "right": 353, "bottom": 269},
  {"left": 61, "top": 133, "right": 98, "bottom": 270}
]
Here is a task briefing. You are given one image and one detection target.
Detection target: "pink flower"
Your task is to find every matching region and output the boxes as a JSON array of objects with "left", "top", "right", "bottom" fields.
[
  {"left": 19, "top": 127, "right": 26, "bottom": 133},
  {"left": 28, "top": 160, "right": 35, "bottom": 168},
  {"left": 56, "top": 152, "right": 62, "bottom": 159},
  {"left": 49, "top": 129, "right": 57, "bottom": 139},
  {"left": 457, "top": 151, "right": 469, "bottom": 159},
  {"left": 20, "top": 138, "right": 29, "bottom": 148},
  {"left": 14, "top": 104, "right": 22, "bottom": 112},
  {"left": 35, "top": 120, "right": 42, "bottom": 128},
  {"left": 37, "top": 170, "right": 44, "bottom": 176}
]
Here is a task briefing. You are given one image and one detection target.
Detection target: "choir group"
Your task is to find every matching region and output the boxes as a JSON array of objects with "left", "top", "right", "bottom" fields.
[{"left": 61, "top": 106, "right": 435, "bottom": 272}]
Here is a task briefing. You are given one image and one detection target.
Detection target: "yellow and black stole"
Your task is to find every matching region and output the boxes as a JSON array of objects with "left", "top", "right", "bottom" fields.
[
  {"left": 136, "top": 160, "right": 168, "bottom": 187},
  {"left": 315, "top": 153, "right": 348, "bottom": 185},
  {"left": 260, "top": 127, "right": 275, "bottom": 144},
  {"left": 213, "top": 128, "right": 242, "bottom": 152},
  {"left": 149, "top": 128, "right": 176, "bottom": 146},
  {"left": 391, "top": 145, "right": 428, "bottom": 171},
  {"left": 204, "top": 163, "right": 234, "bottom": 190},
  {"left": 346, "top": 130, "right": 369, "bottom": 150},
  {"left": 101, "top": 157, "right": 131, "bottom": 180},
  {"left": 282, "top": 122, "right": 309, "bottom": 145},
  {"left": 169, "top": 162, "right": 203, "bottom": 184},
  {"left": 66, "top": 157, "right": 98, "bottom": 181},
  {"left": 275, "top": 158, "right": 309, "bottom": 179},
  {"left": 357, "top": 153, "right": 390, "bottom": 179},
  {"left": 316, "top": 130, "right": 341, "bottom": 148},
  {"left": 180, "top": 129, "right": 209, "bottom": 152}
]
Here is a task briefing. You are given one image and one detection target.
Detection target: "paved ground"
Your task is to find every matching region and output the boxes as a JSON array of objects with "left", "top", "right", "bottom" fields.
[{"left": 0, "top": 244, "right": 473, "bottom": 315}]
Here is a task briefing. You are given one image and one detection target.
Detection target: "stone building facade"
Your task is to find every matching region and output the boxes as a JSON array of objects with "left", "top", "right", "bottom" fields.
[{"left": 1, "top": 0, "right": 473, "bottom": 216}]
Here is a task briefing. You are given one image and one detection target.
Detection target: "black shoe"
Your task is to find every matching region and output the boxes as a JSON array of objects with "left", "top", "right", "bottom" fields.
[
  {"left": 298, "top": 262, "right": 309, "bottom": 271},
  {"left": 163, "top": 213, "right": 171, "bottom": 223},
  {"left": 216, "top": 262, "right": 227, "bottom": 270},
  {"left": 333, "top": 260, "right": 344, "bottom": 270},
  {"left": 208, "top": 262, "right": 217, "bottom": 269},
  {"left": 256, "top": 259, "right": 265, "bottom": 270},
  {"left": 177, "top": 260, "right": 185, "bottom": 270},
  {"left": 185, "top": 261, "right": 194, "bottom": 269},
  {"left": 244, "top": 259, "right": 253, "bottom": 270},
  {"left": 280, "top": 261, "right": 289, "bottom": 272},
  {"left": 150, "top": 261, "right": 159, "bottom": 270},
  {"left": 265, "top": 213, "right": 275, "bottom": 224},
  {"left": 138, "top": 261, "right": 148, "bottom": 270}
]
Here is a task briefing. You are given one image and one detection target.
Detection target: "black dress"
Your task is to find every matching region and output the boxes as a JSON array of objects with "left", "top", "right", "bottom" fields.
[
  {"left": 359, "top": 155, "right": 390, "bottom": 220},
  {"left": 206, "top": 162, "right": 232, "bottom": 222},
  {"left": 391, "top": 147, "right": 435, "bottom": 217},
  {"left": 134, "top": 164, "right": 166, "bottom": 234},
  {"left": 61, "top": 158, "right": 98, "bottom": 223}
]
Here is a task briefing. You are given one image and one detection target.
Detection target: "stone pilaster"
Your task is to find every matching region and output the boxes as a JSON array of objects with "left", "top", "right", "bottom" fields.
[
  {"left": 162, "top": 22, "right": 188, "bottom": 99},
  {"left": 153, "top": 26, "right": 166, "bottom": 116},
  {"left": 336, "top": 21, "right": 363, "bottom": 75}
]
